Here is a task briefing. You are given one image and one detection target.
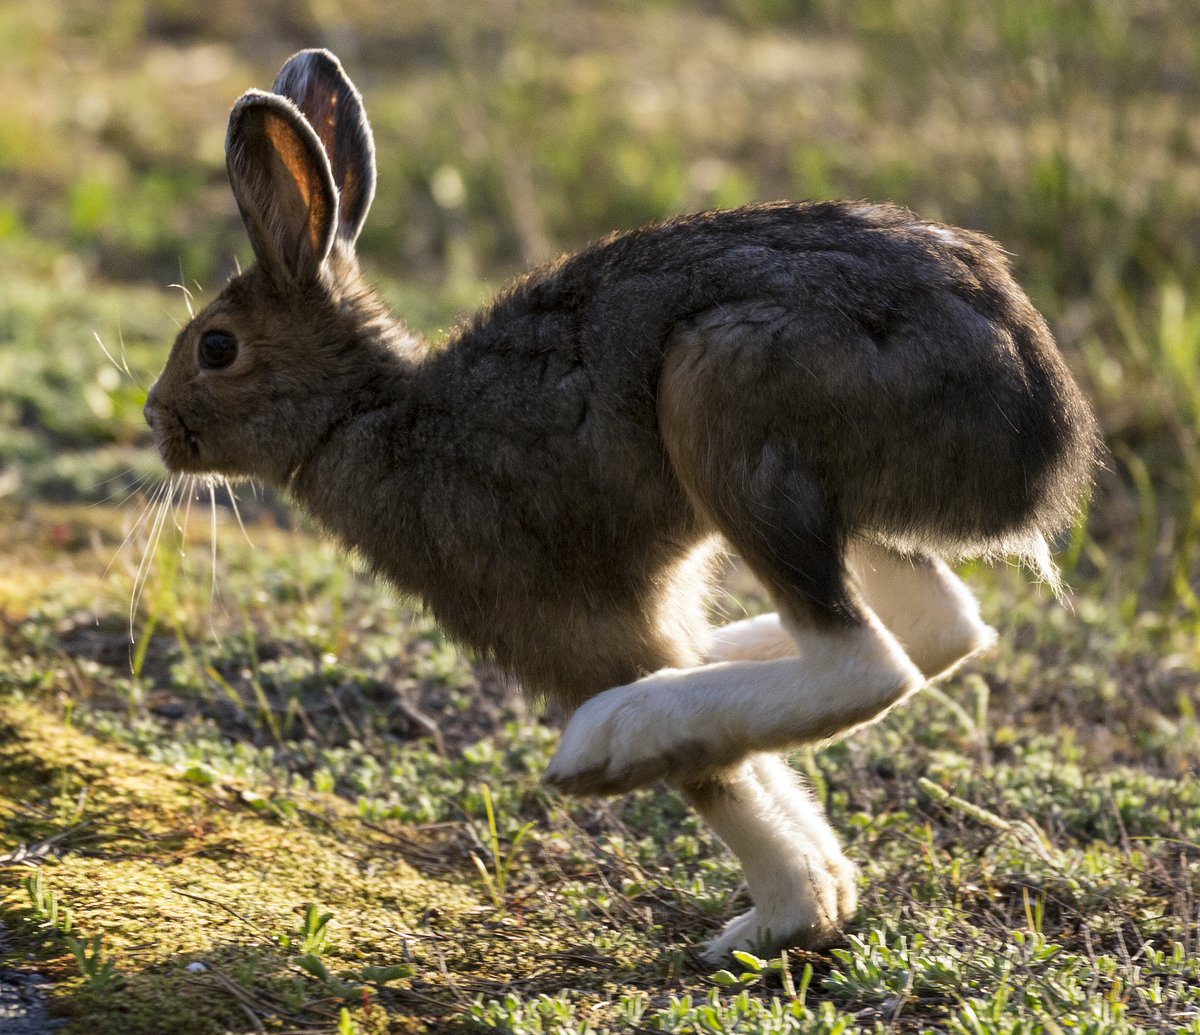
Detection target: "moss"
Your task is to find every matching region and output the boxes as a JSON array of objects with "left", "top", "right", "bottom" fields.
[{"left": 0, "top": 696, "right": 481, "bottom": 1033}]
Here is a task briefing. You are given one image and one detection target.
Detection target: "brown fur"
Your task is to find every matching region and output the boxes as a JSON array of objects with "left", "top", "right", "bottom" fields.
[{"left": 145, "top": 52, "right": 1099, "bottom": 712}]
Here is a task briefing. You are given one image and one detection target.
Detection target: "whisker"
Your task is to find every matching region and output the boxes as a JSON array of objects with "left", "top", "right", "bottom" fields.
[
  {"left": 147, "top": 475, "right": 178, "bottom": 575},
  {"left": 93, "top": 327, "right": 151, "bottom": 393},
  {"left": 169, "top": 281, "right": 196, "bottom": 320},
  {"left": 204, "top": 478, "right": 229, "bottom": 644},
  {"left": 169, "top": 474, "right": 192, "bottom": 544},
  {"left": 209, "top": 479, "right": 219, "bottom": 608},
  {"left": 115, "top": 483, "right": 163, "bottom": 598},
  {"left": 93, "top": 329, "right": 132, "bottom": 382},
  {"left": 172, "top": 475, "right": 206, "bottom": 620},
  {"left": 88, "top": 468, "right": 157, "bottom": 509},
  {"left": 180, "top": 474, "right": 196, "bottom": 546},
  {"left": 225, "top": 478, "right": 255, "bottom": 549},
  {"left": 129, "top": 476, "right": 176, "bottom": 640},
  {"left": 92, "top": 467, "right": 140, "bottom": 491},
  {"left": 106, "top": 479, "right": 167, "bottom": 579},
  {"left": 115, "top": 323, "right": 148, "bottom": 391},
  {"left": 130, "top": 479, "right": 172, "bottom": 613}
]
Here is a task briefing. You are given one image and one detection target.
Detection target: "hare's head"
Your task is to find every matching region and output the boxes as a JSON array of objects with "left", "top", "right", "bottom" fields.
[{"left": 145, "top": 50, "right": 386, "bottom": 484}]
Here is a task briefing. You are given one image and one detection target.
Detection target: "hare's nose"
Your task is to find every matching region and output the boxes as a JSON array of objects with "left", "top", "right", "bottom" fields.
[{"left": 143, "top": 391, "right": 161, "bottom": 429}]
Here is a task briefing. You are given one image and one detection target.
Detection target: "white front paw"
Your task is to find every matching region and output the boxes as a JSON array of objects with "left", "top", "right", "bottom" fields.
[
  {"left": 702, "top": 908, "right": 763, "bottom": 964},
  {"left": 702, "top": 868, "right": 847, "bottom": 961},
  {"left": 545, "top": 680, "right": 736, "bottom": 795}
]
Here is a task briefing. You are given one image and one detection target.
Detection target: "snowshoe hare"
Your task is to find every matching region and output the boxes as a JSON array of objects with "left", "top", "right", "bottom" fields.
[{"left": 144, "top": 50, "right": 1098, "bottom": 960}]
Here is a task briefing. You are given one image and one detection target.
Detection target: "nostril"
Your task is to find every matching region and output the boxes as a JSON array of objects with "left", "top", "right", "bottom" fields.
[{"left": 143, "top": 391, "right": 159, "bottom": 428}]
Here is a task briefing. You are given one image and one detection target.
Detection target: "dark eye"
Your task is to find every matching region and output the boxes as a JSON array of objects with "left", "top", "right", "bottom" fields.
[{"left": 198, "top": 330, "right": 238, "bottom": 370}]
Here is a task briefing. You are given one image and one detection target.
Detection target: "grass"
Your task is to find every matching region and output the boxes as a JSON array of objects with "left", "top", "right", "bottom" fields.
[
  {"left": 0, "top": 0, "right": 1199, "bottom": 1032},
  {"left": 0, "top": 500, "right": 1196, "bottom": 1032}
]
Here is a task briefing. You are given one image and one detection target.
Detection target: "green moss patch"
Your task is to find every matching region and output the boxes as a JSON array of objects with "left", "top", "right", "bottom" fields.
[{"left": 0, "top": 696, "right": 484, "bottom": 1033}]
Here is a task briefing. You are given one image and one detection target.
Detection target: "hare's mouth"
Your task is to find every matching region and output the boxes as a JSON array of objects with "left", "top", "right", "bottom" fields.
[{"left": 146, "top": 403, "right": 205, "bottom": 472}]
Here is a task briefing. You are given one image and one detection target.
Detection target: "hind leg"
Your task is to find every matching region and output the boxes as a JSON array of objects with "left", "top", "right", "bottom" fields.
[
  {"left": 708, "top": 545, "right": 995, "bottom": 680},
  {"left": 846, "top": 541, "right": 997, "bottom": 679},
  {"left": 551, "top": 389, "right": 929, "bottom": 793},
  {"left": 707, "top": 613, "right": 799, "bottom": 662}
]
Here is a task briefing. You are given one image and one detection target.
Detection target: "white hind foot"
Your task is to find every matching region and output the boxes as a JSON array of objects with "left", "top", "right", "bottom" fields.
[
  {"left": 706, "top": 547, "right": 994, "bottom": 682},
  {"left": 546, "top": 616, "right": 921, "bottom": 795},
  {"left": 847, "top": 541, "right": 997, "bottom": 679},
  {"left": 703, "top": 905, "right": 836, "bottom": 963},
  {"left": 750, "top": 754, "right": 857, "bottom": 918},
  {"left": 689, "top": 755, "right": 856, "bottom": 962},
  {"left": 707, "top": 613, "right": 800, "bottom": 662}
]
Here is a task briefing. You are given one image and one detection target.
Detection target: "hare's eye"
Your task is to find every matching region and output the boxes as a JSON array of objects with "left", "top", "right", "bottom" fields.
[{"left": 198, "top": 330, "right": 238, "bottom": 370}]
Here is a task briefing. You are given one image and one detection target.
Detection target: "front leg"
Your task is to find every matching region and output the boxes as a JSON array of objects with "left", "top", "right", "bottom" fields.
[
  {"left": 686, "top": 754, "right": 857, "bottom": 959},
  {"left": 545, "top": 614, "right": 921, "bottom": 795}
]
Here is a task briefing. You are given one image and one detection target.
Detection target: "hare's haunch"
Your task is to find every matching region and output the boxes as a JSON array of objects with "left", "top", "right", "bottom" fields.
[{"left": 145, "top": 49, "right": 1098, "bottom": 960}]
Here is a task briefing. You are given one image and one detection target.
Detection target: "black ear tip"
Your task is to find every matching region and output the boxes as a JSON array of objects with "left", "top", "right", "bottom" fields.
[
  {"left": 273, "top": 49, "right": 356, "bottom": 94},
  {"left": 227, "top": 90, "right": 270, "bottom": 145},
  {"left": 229, "top": 88, "right": 281, "bottom": 115},
  {"left": 284, "top": 48, "right": 341, "bottom": 70},
  {"left": 226, "top": 90, "right": 305, "bottom": 148}
]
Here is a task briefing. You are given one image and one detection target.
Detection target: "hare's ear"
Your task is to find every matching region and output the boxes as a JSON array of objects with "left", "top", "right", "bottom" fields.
[
  {"left": 271, "top": 49, "right": 376, "bottom": 246},
  {"left": 226, "top": 90, "right": 338, "bottom": 288}
]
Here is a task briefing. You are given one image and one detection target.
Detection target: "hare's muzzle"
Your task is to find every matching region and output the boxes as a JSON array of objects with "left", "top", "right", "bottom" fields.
[
  {"left": 143, "top": 390, "right": 171, "bottom": 443},
  {"left": 143, "top": 389, "right": 200, "bottom": 471},
  {"left": 142, "top": 392, "right": 160, "bottom": 430}
]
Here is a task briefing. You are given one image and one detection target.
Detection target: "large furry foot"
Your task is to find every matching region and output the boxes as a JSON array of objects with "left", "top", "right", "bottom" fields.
[
  {"left": 546, "top": 623, "right": 922, "bottom": 796},
  {"left": 749, "top": 755, "right": 859, "bottom": 921},
  {"left": 544, "top": 677, "right": 738, "bottom": 795},
  {"left": 703, "top": 907, "right": 828, "bottom": 964},
  {"left": 700, "top": 856, "right": 856, "bottom": 963},
  {"left": 688, "top": 754, "right": 859, "bottom": 963}
]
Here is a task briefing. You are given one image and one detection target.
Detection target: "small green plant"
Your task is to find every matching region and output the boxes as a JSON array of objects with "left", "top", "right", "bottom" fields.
[
  {"left": 67, "top": 933, "right": 124, "bottom": 992},
  {"left": 469, "top": 782, "right": 534, "bottom": 913},
  {"left": 25, "top": 872, "right": 123, "bottom": 991},
  {"left": 296, "top": 951, "right": 412, "bottom": 1002},
  {"left": 289, "top": 903, "right": 410, "bottom": 1004},
  {"left": 296, "top": 953, "right": 350, "bottom": 992},
  {"left": 298, "top": 902, "right": 333, "bottom": 956},
  {"left": 55, "top": 697, "right": 87, "bottom": 826},
  {"left": 358, "top": 964, "right": 411, "bottom": 984},
  {"left": 710, "top": 950, "right": 808, "bottom": 1000},
  {"left": 25, "top": 869, "right": 71, "bottom": 934}
]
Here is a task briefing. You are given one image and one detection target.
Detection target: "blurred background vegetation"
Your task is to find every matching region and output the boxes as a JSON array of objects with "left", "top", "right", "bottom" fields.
[{"left": 2, "top": 0, "right": 1199, "bottom": 604}]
